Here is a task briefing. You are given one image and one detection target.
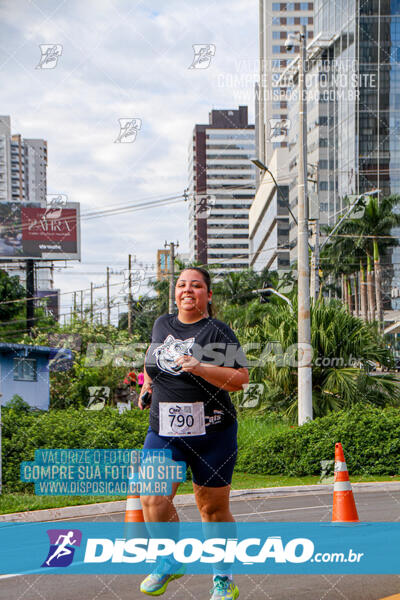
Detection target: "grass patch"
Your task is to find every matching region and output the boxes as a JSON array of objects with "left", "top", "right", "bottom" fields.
[{"left": 1, "top": 472, "right": 399, "bottom": 515}]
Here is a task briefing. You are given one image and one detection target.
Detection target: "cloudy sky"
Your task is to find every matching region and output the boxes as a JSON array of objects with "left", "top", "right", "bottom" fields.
[{"left": 0, "top": 0, "right": 258, "bottom": 323}]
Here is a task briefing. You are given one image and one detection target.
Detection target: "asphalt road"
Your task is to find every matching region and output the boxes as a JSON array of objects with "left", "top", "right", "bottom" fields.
[{"left": 1, "top": 488, "right": 400, "bottom": 600}]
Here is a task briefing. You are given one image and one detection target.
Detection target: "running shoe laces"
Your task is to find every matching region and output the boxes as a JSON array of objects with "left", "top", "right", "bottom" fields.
[{"left": 210, "top": 576, "right": 239, "bottom": 600}]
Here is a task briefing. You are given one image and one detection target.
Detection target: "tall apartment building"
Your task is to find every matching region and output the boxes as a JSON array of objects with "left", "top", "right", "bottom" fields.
[
  {"left": 258, "top": 1, "right": 314, "bottom": 165},
  {"left": 286, "top": 0, "right": 400, "bottom": 307},
  {"left": 188, "top": 106, "right": 255, "bottom": 275},
  {"left": 0, "top": 116, "right": 12, "bottom": 202},
  {"left": 0, "top": 115, "right": 53, "bottom": 296},
  {"left": 251, "top": 2, "right": 313, "bottom": 275},
  {"left": 1, "top": 116, "right": 47, "bottom": 206}
]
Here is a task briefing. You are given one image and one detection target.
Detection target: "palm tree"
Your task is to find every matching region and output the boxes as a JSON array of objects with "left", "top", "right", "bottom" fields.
[
  {"left": 238, "top": 299, "right": 399, "bottom": 421},
  {"left": 354, "top": 195, "right": 400, "bottom": 324},
  {"left": 319, "top": 229, "right": 361, "bottom": 313},
  {"left": 321, "top": 195, "right": 400, "bottom": 323}
]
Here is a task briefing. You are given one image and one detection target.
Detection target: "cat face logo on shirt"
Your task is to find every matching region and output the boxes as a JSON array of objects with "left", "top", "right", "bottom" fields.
[{"left": 153, "top": 335, "right": 195, "bottom": 376}]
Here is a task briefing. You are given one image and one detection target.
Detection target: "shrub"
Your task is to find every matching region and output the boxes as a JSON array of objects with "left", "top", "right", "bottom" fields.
[
  {"left": 3, "top": 405, "right": 400, "bottom": 493},
  {"left": 236, "top": 405, "right": 400, "bottom": 477},
  {"left": 2, "top": 408, "right": 149, "bottom": 493}
]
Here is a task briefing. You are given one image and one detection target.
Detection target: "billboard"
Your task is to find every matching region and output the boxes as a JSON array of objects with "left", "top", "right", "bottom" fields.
[{"left": 0, "top": 201, "right": 80, "bottom": 260}]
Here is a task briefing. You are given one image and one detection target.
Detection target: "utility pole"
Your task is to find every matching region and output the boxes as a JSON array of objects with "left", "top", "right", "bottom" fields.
[
  {"left": 165, "top": 241, "right": 179, "bottom": 314},
  {"left": 80, "top": 290, "right": 84, "bottom": 319},
  {"left": 90, "top": 282, "right": 94, "bottom": 323},
  {"left": 258, "top": 0, "right": 265, "bottom": 166},
  {"left": 26, "top": 259, "right": 35, "bottom": 334},
  {"left": 106, "top": 267, "right": 110, "bottom": 325},
  {"left": 308, "top": 163, "right": 320, "bottom": 302},
  {"left": 297, "top": 25, "right": 313, "bottom": 425},
  {"left": 310, "top": 220, "right": 320, "bottom": 302},
  {"left": 73, "top": 291, "right": 77, "bottom": 319},
  {"left": 128, "top": 254, "right": 133, "bottom": 334}
]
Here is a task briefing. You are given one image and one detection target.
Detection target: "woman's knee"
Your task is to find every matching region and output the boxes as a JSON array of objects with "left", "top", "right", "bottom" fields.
[
  {"left": 140, "top": 494, "right": 173, "bottom": 511},
  {"left": 198, "top": 500, "right": 229, "bottom": 521}
]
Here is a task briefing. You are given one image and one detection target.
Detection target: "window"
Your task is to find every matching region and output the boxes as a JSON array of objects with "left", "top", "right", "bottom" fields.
[
  {"left": 272, "top": 3, "right": 281, "bottom": 9},
  {"left": 272, "top": 16, "right": 280, "bottom": 24},
  {"left": 273, "top": 31, "right": 282, "bottom": 39},
  {"left": 273, "top": 46, "right": 282, "bottom": 54},
  {"left": 13, "top": 358, "right": 37, "bottom": 382}
]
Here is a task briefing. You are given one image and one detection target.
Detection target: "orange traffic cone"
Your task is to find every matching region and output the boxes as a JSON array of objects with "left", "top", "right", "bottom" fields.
[
  {"left": 124, "top": 494, "right": 148, "bottom": 539},
  {"left": 332, "top": 442, "right": 359, "bottom": 522},
  {"left": 125, "top": 495, "right": 145, "bottom": 522}
]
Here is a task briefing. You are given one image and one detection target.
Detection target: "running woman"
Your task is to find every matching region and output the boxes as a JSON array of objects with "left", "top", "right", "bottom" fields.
[{"left": 138, "top": 267, "right": 248, "bottom": 599}]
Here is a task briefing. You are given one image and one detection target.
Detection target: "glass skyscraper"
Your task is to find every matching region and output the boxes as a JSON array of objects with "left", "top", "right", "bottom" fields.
[{"left": 288, "top": 0, "right": 400, "bottom": 306}]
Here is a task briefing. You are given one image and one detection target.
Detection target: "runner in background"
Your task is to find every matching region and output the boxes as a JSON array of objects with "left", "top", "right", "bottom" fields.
[{"left": 138, "top": 267, "right": 248, "bottom": 600}]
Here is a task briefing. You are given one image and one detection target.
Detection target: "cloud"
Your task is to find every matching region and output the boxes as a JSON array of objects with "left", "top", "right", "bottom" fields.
[{"left": 0, "top": 0, "right": 257, "bottom": 319}]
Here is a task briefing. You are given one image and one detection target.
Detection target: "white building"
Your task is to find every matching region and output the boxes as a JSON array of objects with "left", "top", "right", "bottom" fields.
[
  {"left": 249, "top": 147, "right": 290, "bottom": 272},
  {"left": 0, "top": 115, "right": 53, "bottom": 299}
]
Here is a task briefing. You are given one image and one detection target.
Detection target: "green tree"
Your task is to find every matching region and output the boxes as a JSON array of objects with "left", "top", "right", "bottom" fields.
[
  {"left": 19, "top": 320, "right": 142, "bottom": 409},
  {"left": 240, "top": 299, "right": 399, "bottom": 420},
  {"left": 321, "top": 195, "right": 400, "bottom": 323},
  {"left": 0, "top": 269, "right": 25, "bottom": 321},
  {"left": 354, "top": 195, "right": 400, "bottom": 323}
]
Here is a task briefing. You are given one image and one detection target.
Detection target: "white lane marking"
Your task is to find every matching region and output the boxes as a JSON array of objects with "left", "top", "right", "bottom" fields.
[{"left": 233, "top": 505, "right": 330, "bottom": 517}]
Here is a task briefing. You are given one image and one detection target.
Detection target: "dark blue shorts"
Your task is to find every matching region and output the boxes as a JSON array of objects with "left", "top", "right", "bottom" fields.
[{"left": 143, "top": 422, "right": 238, "bottom": 488}]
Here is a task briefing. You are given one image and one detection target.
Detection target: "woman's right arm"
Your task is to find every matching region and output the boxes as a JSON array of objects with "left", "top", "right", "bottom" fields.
[{"left": 138, "top": 351, "right": 153, "bottom": 410}]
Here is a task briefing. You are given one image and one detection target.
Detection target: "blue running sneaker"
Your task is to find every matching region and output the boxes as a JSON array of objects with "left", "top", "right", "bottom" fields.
[
  {"left": 210, "top": 576, "right": 239, "bottom": 600},
  {"left": 140, "top": 563, "right": 185, "bottom": 596}
]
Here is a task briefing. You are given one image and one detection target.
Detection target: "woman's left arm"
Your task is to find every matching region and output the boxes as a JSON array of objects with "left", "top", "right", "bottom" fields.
[{"left": 175, "top": 355, "right": 249, "bottom": 392}]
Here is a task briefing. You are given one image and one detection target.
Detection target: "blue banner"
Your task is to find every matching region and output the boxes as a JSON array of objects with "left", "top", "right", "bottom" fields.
[
  {"left": 0, "top": 522, "right": 398, "bottom": 575},
  {"left": 20, "top": 449, "right": 186, "bottom": 496}
]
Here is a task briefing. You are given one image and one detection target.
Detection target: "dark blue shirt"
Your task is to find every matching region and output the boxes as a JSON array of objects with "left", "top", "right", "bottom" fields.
[{"left": 145, "top": 314, "right": 247, "bottom": 434}]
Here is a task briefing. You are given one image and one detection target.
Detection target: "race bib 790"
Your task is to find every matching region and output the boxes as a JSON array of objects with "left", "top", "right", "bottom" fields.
[{"left": 159, "top": 402, "right": 206, "bottom": 437}]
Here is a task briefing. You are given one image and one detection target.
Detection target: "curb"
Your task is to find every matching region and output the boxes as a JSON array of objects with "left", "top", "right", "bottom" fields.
[{"left": 1, "top": 481, "right": 400, "bottom": 523}]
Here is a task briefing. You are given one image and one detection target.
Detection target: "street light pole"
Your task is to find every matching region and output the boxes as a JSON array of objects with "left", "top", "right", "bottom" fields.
[
  {"left": 165, "top": 241, "right": 179, "bottom": 314},
  {"left": 297, "top": 25, "right": 313, "bottom": 425},
  {"left": 251, "top": 159, "right": 298, "bottom": 226}
]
